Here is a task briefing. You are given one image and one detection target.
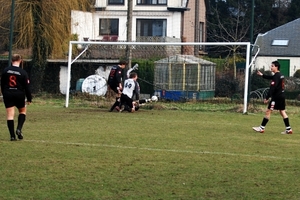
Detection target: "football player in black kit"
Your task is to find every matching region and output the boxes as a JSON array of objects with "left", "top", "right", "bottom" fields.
[
  {"left": 1, "top": 54, "right": 32, "bottom": 141},
  {"left": 252, "top": 61, "right": 292, "bottom": 134},
  {"left": 107, "top": 60, "right": 127, "bottom": 112}
]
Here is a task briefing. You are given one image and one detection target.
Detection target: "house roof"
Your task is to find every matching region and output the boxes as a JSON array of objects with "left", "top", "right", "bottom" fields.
[{"left": 254, "top": 18, "right": 300, "bottom": 57}]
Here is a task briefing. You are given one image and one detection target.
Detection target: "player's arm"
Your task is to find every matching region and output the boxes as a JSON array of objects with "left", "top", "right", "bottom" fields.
[
  {"left": 265, "top": 75, "right": 280, "bottom": 100},
  {"left": 262, "top": 74, "right": 273, "bottom": 80},
  {"left": 127, "top": 64, "right": 138, "bottom": 78},
  {"left": 134, "top": 81, "right": 140, "bottom": 100},
  {"left": 127, "top": 68, "right": 133, "bottom": 79},
  {"left": 116, "top": 69, "right": 123, "bottom": 90},
  {"left": 257, "top": 70, "right": 272, "bottom": 79},
  {"left": 23, "top": 73, "right": 32, "bottom": 103},
  {"left": 0, "top": 73, "right": 4, "bottom": 92}
]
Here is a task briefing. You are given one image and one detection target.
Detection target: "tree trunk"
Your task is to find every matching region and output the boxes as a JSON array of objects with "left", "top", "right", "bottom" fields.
[
  {"left": 30, "top": 2, "right": 48, "bottom": 94},
  {"left": 126, "top": 0, "right": 133, "bottom": 68}
]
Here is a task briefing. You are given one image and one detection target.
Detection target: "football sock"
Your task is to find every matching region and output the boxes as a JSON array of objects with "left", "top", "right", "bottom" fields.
[
  {"left": 139, "top": 99, "right": 146, "bottom": 104},
  {"left": 17, "top": 114, "right": 26, "bottom": 130},
  {"left": 261, "top": 117, "right": 269, "bottom": 127},
  {"left": 7, "top": 120, "right": 14, "bottom": 137},
  {"left": 283, "top": 118, "right": 291, "bottom": 129}
]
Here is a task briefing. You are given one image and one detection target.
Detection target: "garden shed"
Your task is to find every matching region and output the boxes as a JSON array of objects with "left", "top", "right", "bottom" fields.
[{"left": 154, "top": 55, "right": 216, "bottom": 101}]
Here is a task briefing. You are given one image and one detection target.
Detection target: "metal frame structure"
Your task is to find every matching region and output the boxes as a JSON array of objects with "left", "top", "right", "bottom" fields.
[{"left": 66, "top": 41, "right": 255, "bottom": 113}]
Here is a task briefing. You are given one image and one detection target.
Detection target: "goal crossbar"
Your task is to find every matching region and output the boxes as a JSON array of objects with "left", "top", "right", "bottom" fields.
[{"left": 66, "top": 41, "right": 252, "bottom": 113}]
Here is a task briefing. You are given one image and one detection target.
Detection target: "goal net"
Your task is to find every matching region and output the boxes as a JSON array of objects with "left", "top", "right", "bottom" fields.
[{"left": 65, "top": 41, "right": 252, "bottom": 113}]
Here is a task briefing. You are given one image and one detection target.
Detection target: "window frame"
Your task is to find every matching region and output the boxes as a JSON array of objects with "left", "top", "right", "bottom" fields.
[
  {"left": 99, "top": 18, "right": 119, "bottom": 36},
  {"left": 272, "top": 39, "right": 289, "bottom": 46},
  {"left": 136, "top": 19, "right": 167, "bottom": 37},
  {"left": 137, "top": 0, "right": 167, "bottom": 5},
  {"left": 108, "top": 0, "right": 124, "bottom": 5}
]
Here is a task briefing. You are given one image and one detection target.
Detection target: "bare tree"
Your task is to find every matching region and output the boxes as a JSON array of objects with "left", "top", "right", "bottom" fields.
[{"left": 207, "top": 1, "right": 251, "bottom": 78}]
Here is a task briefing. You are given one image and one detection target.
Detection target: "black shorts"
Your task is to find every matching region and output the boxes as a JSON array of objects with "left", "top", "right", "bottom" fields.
[
  {"left": 268, "top": 97, "right": 285, "bottom": 110},
  {"left": 120, "top": 93, "right": 133, "bottom": 109},
  {"left": 3, "top": 94, "right": 26, "bottom": 109}
]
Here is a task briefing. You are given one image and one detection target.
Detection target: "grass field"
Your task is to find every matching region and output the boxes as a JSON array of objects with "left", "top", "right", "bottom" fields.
[{"left": 1, "top": 97, "right": 300, "bottom": 199}]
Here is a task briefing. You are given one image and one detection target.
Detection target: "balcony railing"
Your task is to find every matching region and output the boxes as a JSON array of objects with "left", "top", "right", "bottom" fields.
[{"left": 81, "top": 36, "right": 181, "bottom": 60}]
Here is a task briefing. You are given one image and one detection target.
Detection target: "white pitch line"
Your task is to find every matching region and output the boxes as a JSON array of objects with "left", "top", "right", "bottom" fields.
[{"left": 25, "top": 139, "right": 296, "bottom": 160}]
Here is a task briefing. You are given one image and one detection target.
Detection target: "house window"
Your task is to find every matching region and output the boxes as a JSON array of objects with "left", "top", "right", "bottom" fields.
[
  {"left": 137, "top": 0, "right": 167, "bottom": 5},
  {"left": 108, "top": 0, "right": 124, "bottom": 5},
  {"left": 99, "top": 19, "right": 119, "bottom": 35},
  {"left": 199, "top": 22, "right": 204, "bottom": 50},
  {"left": 136, "top": 19, "right": 166, "bottom": 36},
  {"left": 272, "top": 39, "right": 289, "bottom": 46}
]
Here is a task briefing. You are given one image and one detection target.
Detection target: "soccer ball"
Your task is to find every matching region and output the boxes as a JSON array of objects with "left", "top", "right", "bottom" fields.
[{"left": 151, "top": 95, "right": 158, "bottom": 102}]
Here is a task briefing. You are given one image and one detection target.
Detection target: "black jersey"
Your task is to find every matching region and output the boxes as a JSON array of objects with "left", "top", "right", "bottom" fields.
[
  {"left": 107, "top": 65, "right": 123, "bottom": 87},
  {"left": 1, "top": 65, "right": 32, "bottom": 102},
  {"left": 263, "top": 72, "right": 284, "bottom": 100}
]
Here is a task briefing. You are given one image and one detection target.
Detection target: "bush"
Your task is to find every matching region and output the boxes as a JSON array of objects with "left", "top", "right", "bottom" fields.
[
  {"left": 293, "top": 69, "right": 300, "bottom": 78},
  {"left": 132, "top": 58, "right": 155, "bottom": 95},
  {"left": 250, "top": 69, "right": 271, "bottom": 91},
  {"left": 215, "top": 71, "right": 240, "bottom": 97}
]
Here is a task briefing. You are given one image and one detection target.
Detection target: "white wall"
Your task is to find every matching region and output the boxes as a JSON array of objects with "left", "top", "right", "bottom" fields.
[
  {"left": 168, "top": 0, "right": 185, "bottom": 7},
  {"left": 71, "top": 10, "right": 94, "bottom": 41},
  {"left": 59, "top": 66, "right": 68, "bottom": 94},
  {"left": 252, "top": 56, "right": 300, "bottom": 77},
  {"left": 73, "top": 0, "right": 184, "bottom": 41},
  {"left": 94, "top": 0, "right": 184, "bottom": 10},
  {"left": 92, "top": 11, "right": 181, "bottom": 41},
  {"left": 95, "top": 0, "right": 107, "bottom": 7}
]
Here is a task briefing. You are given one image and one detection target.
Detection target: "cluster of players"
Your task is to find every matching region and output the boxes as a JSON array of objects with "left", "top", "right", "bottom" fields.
[
  {"left": 107, "top": 60, "right": 152, "bottom": 113},
  {"left": 1, "top": 55, "right": 293, "bottom": 141}
]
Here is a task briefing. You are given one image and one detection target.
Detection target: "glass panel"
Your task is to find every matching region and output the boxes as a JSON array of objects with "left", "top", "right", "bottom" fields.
[
  {"left": 158, "top": 0, "right": 167, "bottom": 4},
  {"left": 100, "top": 19, "right": 110, "bottom": 35},
  {"left": 108, "top": 0, "right": 124, "bottom": 4},
  {"left": 137, "top": 0, "right": 166, "bottom": 5},
  {"left": 272, "top": 39, "right": 289, "bottom": 46},
  {"left": 136, "top": 19, "right": 166, "bottom": 37},
  {"left": 99, "top": 19, "right": 119, "bottom": 35}
]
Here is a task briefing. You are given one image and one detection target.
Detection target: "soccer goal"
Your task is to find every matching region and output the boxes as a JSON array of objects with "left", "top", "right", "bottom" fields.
[{"left": 65, "top": 41, "right": 254, "bottom": 113}]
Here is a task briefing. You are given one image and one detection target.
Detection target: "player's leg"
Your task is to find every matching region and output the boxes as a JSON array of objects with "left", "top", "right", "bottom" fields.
[
  {"left": 6, "top": 107, "right": 16, "bottom": 141},
  {"left": 110, "top": 95, "right": 121, "bottom": 111},
  {"left": 14, "top": 96, "right": 27, "bottom": 140},
  {"left": 109, "top": 86, "right": 121, "bottom": 112},
  {"left": 280, "top": 110, "right": 292, "bottom": 134},
  {"left": 3, "top": 96, "right": 17, "bottom": 141},
  {"left": 278, "top": 98, "right": 292, "bottom": 134},
  {"left": 15, "top": 106, "right": 26, "bottom": 140},
  {"left": 122, "top": 95, "right": 134, "bottom": 112},
  {"left": 138, "top": 98, "right": 151, "bottom": 104},
  {"left": 253, "top": 101, "right": 272, "bottom": 133}
]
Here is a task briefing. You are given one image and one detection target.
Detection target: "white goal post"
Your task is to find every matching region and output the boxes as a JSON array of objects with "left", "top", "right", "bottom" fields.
[{"left": 66, "top": 41, "right": 252, "bottom": 113}]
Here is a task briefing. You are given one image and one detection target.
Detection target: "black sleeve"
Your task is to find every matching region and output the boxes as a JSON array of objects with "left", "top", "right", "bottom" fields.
[
  {"left": 1, "top": 73, "right": 4, "bottom": 93},
  {"left": 262, "top": 74, "right": 273, "bottom": 80},
  {"left": 266, "top": 73, "right": 280, "bottom": 100},
  {"left": 134, "top": 81, "right": 140, "bottom": 100},
  {"left": 23, "top": 71, "right": 32, "bottom": 102},
  {"left": 115, "top": 68, "right": 123, "bottom": 84}
]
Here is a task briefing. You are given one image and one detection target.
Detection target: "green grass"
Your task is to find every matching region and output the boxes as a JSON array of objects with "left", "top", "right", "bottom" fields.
[{"left": 1, "top": 97, "right": 300, "bottom": 199}]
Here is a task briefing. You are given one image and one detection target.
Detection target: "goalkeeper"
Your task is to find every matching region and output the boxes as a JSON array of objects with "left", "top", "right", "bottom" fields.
[{"left": 120, "top": 72, "right": 151, "bottom": 112}]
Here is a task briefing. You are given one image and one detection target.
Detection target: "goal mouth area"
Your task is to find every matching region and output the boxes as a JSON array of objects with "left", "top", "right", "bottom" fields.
[{"left": 65, "top": 41, "right": 252, "bottom": 114}]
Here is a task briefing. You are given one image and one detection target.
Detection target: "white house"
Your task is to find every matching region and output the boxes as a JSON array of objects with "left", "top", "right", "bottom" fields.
[
  {"left": 71, "top": 0, "right": 208, "bottom": 50},
  {"left": 252, "top": 18, "right": 300, "bottom": 77}
]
